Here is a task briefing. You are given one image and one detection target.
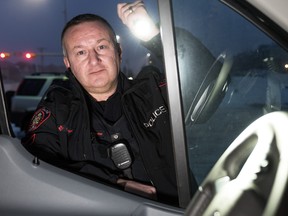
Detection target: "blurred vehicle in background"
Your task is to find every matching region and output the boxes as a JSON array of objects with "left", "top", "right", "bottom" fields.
[{"left": 9, "top": 72, "right": 68, "bottom": 130}]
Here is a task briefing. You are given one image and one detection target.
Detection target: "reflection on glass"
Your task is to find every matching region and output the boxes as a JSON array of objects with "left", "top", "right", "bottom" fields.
[{"left": 172, "top": 0, "right": 288, "bottom": 183}]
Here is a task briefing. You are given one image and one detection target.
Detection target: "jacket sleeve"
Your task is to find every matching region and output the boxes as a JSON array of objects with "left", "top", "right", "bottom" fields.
[
  {"left": 141, "top": 33, "right": 163, "bottom": 61},
  {"left": 21, "top": 106, "right": 119, "bottom": 184}
]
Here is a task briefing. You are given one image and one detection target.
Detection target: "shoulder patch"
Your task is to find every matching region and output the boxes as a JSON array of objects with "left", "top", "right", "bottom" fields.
[{"left": 28, "top": 107, "right": 51, "bottom": 132}]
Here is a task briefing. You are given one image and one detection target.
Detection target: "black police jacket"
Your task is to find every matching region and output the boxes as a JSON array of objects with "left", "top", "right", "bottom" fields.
[{"left": 22, "top": 65, "right": 178, "bottom": 204}]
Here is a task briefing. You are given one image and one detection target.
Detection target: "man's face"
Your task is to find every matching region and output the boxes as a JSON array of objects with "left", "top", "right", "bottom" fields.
[{"left": 63, "top": 21, "right": 121, "bottom": 100}]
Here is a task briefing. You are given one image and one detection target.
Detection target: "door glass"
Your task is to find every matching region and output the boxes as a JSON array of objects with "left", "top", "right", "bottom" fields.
[{"left": 171, "top": 0, "right": 288, "bottom": 183}]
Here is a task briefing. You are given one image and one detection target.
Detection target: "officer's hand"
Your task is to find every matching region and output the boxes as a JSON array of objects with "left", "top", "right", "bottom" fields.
[
  {"left": 117, "top": 178, "right": 157, "bottom": 200},
  {"left": 117, "top": 1, "right": 159, "bottom": 42}
]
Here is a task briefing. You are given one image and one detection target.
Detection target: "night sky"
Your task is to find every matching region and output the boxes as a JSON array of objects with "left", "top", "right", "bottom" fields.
[
  {"left": 0, "top": 0, "right": 159, "bottom": 71},
  {"left": 0, "top": 0, "right": 272, "bottom": 73}
]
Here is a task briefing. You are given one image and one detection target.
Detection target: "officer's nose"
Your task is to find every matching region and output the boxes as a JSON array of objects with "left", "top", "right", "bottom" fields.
[{"left": 89, "top": 50, "right": 101, "bottom": 64}]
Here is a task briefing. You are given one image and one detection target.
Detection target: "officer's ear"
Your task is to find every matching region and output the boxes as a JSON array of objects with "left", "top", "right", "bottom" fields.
[{"left": 63, "top": 56, "right": 70, "bottom": 69}]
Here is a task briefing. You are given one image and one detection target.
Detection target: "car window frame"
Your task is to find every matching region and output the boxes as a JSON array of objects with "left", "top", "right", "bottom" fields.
[
  {"left": 0, "top": 0, "right": 191, "bottom": 209},
  {"left": 0, "top": 69, "right": 13, "bottom": 136},
  {"left": 222, "top": 0, "right": 288, "bottom": 51},
  {"left": 158, "top": 0, "right": 192, "bottom": 208}
]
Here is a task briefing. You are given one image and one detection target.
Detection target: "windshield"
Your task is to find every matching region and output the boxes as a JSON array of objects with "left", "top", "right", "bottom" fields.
[{"left": 170, "top": 0, "right": 288, "bottom": 184}]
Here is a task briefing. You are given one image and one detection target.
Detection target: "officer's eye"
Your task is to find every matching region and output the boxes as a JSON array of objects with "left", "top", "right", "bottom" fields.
[
  {"left": 98, "top": 45, "right": 107, "bottom": 50},
  {"left": 76, "top": 50, "right": 86, "bottom": 56}
]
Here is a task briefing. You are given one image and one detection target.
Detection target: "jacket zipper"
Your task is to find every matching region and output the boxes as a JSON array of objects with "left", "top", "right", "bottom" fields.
[{"left": 121, "top": 88, "right": 155, "bottom": 187}]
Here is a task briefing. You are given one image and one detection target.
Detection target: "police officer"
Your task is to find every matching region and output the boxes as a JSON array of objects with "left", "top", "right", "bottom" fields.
[{"left": 22, "top": 1, "right": 196, "bottom": 205}]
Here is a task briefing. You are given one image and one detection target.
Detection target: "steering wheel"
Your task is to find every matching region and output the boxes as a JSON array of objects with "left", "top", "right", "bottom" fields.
[
  {"left": 185, "top": 53, "right": 233, "bottom": 125},
  {"left": 185, "top": 111, "right": 288, "bottom": 215}
]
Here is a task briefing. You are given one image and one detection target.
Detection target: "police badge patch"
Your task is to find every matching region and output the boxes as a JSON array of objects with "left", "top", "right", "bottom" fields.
[{"left": 28, "top": 107, "right": 51, "bottom": 132}]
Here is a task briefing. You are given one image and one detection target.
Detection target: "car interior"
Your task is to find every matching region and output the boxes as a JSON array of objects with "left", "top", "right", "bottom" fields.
[{"left": 0, "top": 0, "right": 288, "bottom": 215}]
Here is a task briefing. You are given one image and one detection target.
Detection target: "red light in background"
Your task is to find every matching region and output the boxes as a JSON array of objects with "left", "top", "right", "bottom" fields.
[
  {"left": 24, "top": 52, "right": 36, "bottom": 59},
  {"left": 25, "top": 53, "right": 31, "bottom": 59},
  {"left": 0, "top": 52, "right": 10, "bottom": 59},
  {"left": 0, "top": 52, "right": 38, "bottom": 60}
]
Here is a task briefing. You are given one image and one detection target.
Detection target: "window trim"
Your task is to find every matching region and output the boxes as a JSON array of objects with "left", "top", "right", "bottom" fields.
[
  {"left": 158, "top": 0, "right": 192, "bottom": 208},
  {"left": 222, "top": 0, "right": 288, "bottom": 52},
  {"left": 0, "top": 68, "right": 14, "bottom": 136}
]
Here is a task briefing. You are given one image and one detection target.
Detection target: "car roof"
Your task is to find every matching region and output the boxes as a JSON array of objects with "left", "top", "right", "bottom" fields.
[{"left": 247, "top": 0, "right": 288, "bottom": 32}]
